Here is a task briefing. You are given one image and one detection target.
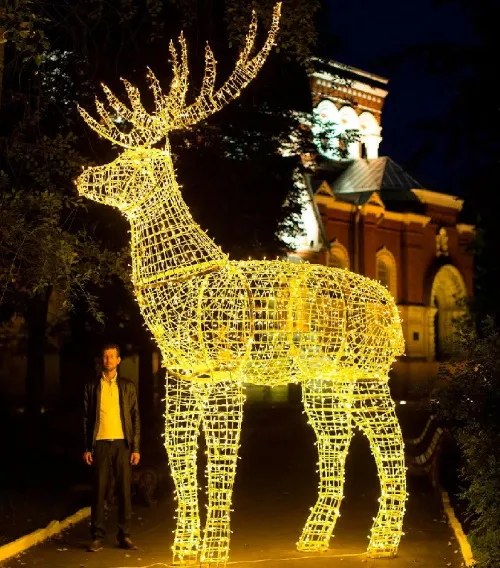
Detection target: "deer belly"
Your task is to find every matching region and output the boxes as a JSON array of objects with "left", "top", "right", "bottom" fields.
[{"left": 235, "top": 261, "right": 347, "bottom": 386}]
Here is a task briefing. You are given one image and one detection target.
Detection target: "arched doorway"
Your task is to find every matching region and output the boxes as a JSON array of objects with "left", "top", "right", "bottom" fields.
[{"left": 429, "top": 265, "right": 467, "bottom": 360}]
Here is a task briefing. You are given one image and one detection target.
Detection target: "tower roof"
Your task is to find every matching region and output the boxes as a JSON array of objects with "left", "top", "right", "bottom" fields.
[
  {"left": 311, "top": 58, "right": 389, "bottom": 92},
  {"left": 333, "top": 157, "right": 424, "bottom": 194}
]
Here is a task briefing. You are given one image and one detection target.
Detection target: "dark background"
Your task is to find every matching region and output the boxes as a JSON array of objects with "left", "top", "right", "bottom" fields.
[{"left": 327, "top": 0, "right": 476, "bottom": 195}]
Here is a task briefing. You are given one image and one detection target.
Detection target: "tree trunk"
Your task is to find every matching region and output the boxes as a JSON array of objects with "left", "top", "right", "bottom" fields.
[{"left": 25, "top": 288, "right": 51, "bottom": 418}]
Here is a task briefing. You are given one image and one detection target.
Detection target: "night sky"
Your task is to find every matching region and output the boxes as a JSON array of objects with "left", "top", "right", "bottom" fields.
[{"left": 327, "top": 0, "right": 476, "bottom": 196}]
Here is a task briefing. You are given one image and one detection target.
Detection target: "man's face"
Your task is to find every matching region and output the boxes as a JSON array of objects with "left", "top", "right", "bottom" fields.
[{"left": 102, "top": 348, "right": 121, "bottom": 373}]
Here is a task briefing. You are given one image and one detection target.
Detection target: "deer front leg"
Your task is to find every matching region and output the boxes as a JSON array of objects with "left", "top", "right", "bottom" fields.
[
  {"left": 298, "top": 379, "right": 354, "bottom": 552},
  {"left": 165, "top": 377, "right": 202, "bottom": 565},
  {"left": 199, "top": 380, "right": 245, "bottom": 565},
  {"left": 351, "top": 380, "right": 407, "bottom": 558}
]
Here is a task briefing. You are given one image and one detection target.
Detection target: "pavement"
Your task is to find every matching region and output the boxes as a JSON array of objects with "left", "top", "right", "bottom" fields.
[{"left": 1, "top": 406, "right": 463, "bottom": 568}]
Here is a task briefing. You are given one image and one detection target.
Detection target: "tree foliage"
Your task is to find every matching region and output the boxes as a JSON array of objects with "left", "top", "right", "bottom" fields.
[
  {"left": 435, "top": 315, "right": 500, "bottom": 567},
  {"left": 0, "top": 122, "right": 128, "bottom": 325}
]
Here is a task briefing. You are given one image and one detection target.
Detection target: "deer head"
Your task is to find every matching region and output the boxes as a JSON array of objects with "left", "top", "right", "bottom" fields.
[{"left": 76, "top": 4, "right": 281, "bottom": 212}]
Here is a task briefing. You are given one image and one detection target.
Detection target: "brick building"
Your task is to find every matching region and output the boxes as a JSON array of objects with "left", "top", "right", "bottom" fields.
[{"left": 288, "top": 58, "right": 475, "bottom": 398}]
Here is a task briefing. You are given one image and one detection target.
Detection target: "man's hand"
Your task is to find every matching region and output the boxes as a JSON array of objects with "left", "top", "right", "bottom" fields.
[
  {"left": 130, "top": 452, "right": 140, "bottom": 466},
  {"left": 82, "top": 451, "right": 93, "bottom": 465}
]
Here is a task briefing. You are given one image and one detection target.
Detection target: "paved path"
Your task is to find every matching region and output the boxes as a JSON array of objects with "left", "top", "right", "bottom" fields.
[{"left": 2, "top": 406, "right": 463, "bottom": 568}]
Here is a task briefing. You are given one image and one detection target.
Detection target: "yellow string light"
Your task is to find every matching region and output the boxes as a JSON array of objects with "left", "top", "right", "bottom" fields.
[{"left": 75, "top": 3, "right": 407, "bottom": 563}]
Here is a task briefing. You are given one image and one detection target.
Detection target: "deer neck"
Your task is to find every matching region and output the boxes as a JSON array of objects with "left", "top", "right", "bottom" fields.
[{"left": 126, "top": 163, "right": 227, "bottom": 288}]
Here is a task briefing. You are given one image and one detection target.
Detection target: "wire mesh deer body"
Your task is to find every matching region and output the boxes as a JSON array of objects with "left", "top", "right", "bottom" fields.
[{"left": 76, "top": 5, "right": 407, "bottom": 564}]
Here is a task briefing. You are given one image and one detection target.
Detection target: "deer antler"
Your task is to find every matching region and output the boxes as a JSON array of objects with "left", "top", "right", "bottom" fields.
[
  {"left": 78, "top": 77, "right": 168, "bottom": 148},
  {"left": 164, "top": 3, "right": 281, "bottom": 130},
  {"left": 78, "top": 3, "right": 281, "bottom": 147}
]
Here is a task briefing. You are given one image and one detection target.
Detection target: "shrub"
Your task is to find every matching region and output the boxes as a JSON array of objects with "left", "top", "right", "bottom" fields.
[{"left": 435, "top": 316, "right": 500, "bottom": 567}]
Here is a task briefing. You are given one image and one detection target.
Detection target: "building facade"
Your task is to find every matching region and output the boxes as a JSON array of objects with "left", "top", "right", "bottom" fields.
[{"left": 289, "top": 58, "right": 474, "bottom": 398}]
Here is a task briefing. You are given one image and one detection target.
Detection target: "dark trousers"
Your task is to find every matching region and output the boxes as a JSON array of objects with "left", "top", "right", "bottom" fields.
[{"left": 91, "top": 440, "right": 132, "bottom": 540}]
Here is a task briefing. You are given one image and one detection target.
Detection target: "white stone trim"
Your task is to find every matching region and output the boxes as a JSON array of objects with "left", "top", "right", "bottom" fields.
[
  {"left": 412, "top": 189, "right": 463, "bottom": 211},
  {"left": 351, "top": 80, "right": 389, "bottom": 98},
  {"left": 366, "top": 192, "right": 385, "bottom": 208},
  {"left": 315, "top": 181, "right": 335, "bottom": 197},
  {"left": 355, "top": 103, "right": 383, "bottom": 114},
  {"left": 315, "top": 194, "right": 355, "bottom": 211},
  {"left": 315, "top": 196, "right": 432, "bottom": 226},
  {"left": 456, "top": 223, "right": 475, "bottom": 235},
  {"left": 362, "top": 203, "right": 431, "bottom": 226}
]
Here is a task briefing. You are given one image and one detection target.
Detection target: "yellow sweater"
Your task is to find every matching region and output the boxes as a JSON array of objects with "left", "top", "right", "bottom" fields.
[{"left": 96, "top": 375, "right": 125, "bottom": 440}]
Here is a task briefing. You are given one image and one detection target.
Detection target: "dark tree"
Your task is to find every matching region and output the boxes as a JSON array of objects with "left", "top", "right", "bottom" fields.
[{"left": 0, "top": 0, "right": 326, "bottom": 423}]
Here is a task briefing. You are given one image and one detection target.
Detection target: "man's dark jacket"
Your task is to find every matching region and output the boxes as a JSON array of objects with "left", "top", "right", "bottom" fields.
[{"left": 83, "top": 377, "right": 140, "bottom": 453}]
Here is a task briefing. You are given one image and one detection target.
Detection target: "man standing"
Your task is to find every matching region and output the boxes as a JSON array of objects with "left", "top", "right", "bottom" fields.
[{"left": 83, "top": 343, "right": 141, "bottom": 552}]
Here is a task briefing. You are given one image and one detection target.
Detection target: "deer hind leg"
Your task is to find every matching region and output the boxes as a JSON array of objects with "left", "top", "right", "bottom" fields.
[
  {"left": 351, "top": 380, "right": 407, "bottom": 558},
  {"left": 199, "top": 379, "right": 245, "bottom": 565},
  {"left": 297, "top": 379, "right": 354, "bottom": 552},
  {"left": 165, "top": 377, "right": 202, "bottom": 565}
]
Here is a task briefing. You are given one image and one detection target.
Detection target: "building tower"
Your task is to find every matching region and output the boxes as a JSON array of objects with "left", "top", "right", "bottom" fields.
[{"left": 290, "top": 58, "right": 475, "bottom": 398}]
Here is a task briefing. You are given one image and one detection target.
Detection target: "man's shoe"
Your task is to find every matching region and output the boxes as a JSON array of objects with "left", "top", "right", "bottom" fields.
[
  {"left": 118, "top": 537, "right": 137, "bottom": 550},
  {"left": 88, "top": 539, "right": 104, "bottom": 552}
]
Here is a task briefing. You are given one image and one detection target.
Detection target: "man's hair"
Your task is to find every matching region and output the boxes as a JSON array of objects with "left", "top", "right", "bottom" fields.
[{"left": 102, "top": 343, "right": 121, "bottom": 357}]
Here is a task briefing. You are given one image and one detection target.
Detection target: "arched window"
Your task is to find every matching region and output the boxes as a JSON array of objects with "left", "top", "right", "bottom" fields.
[
  {"left": 329, "top": 241, "right": 350, "bottom": 270},
  {"left": 376, "top": 247, "right": 397, "bottom": 299},
  {"left": 359, "top": 111, "right": 380, "bottom": 135},
  {"left": 430, "top": 265, "right": 467, "bottom": 360},
  {"left": 312, "top": 100, "right": 341, "bottom": 160},
  {"left": 338, "top": 106, "right": 361, "bottom": 159},
  {"left": 359, "top": 111, "right": 382, "bottom": 159}
]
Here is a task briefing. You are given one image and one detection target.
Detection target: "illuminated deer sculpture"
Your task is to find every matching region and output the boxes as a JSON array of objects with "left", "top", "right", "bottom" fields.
[{"left": 76, "top": 4, "right": 407, "bottom": 564}]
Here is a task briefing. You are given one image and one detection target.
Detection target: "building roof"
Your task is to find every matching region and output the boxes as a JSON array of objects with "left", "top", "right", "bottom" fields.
[
  {"left": 332, "top": 157, "right": 424, "bottom": 194},
  {"left": 295, "top": 156, "right": 468, "bottom": 255},
  {"left": 310, "top": 156, "right": 469, "bottom": 216}
]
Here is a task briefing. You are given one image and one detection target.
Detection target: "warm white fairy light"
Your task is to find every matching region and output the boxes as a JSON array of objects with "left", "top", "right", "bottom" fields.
[{"left": 76, "top": 3, "right": 407, "bottom": 563}]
